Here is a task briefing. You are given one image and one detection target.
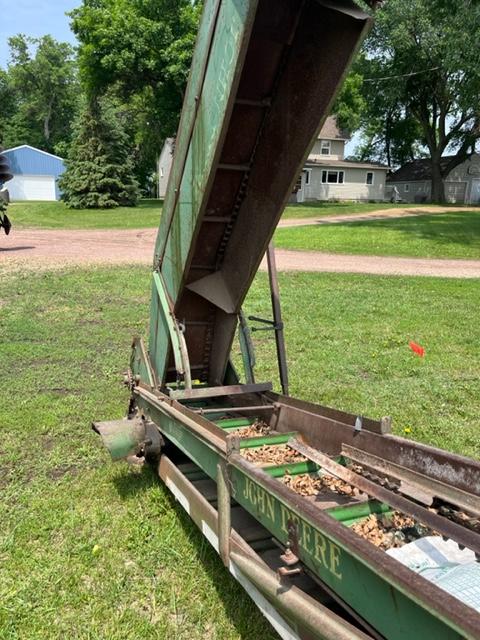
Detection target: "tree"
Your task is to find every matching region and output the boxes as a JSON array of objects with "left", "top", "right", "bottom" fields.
[
  {"left": 0, "top": 70, "right": 17, "bottom": 147},
  {"left": 333, "top": 73, "right": 366, "bottom": 136},
  {"left": 59, "top": 97, "right": 140, "bottom": 208},
  {"left": 358, "top": 0, "right": 480, "bottom": 202},
  {"left": 5, "top": 35, "right": 79, "bottom": 153},
  {"left": 69, "top": 0, "right": 202, "bottom": 187}
]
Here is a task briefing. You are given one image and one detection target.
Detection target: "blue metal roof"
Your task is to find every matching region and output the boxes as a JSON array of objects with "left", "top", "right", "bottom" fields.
[{"left": 3, "top": 145, "right": 65, "bottom": 178}]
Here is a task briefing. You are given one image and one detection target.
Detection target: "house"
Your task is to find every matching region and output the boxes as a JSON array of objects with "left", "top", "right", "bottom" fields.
[
  {"left": 294, "top": 116, "right": 389, "bottom": 202},
  {"left": 386, "top": 154, "right": 480, "bottom": 204},
  {"left": 2, "top": 145, "right": 65, "bottom": 201},
  {"left": 158, "top": 137, "right": 175, "bottom": 199}
]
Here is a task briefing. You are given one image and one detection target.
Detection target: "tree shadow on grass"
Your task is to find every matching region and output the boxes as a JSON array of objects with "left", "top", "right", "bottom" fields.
[
  {"left": 337, "top": 212, "right": 480, "bottom": 250},
  {"left": 114, "top": 461, "right": 278, "bottom": 639},
  {"left": 160, "top": 484, "right": 279, "bottom": 639}
]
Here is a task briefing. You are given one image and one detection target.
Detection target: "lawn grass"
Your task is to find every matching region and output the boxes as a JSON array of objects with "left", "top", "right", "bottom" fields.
[
  {"left": 275, "top": 211, "right": 480, "bottom": 259},
  {"left": 1, "top": 266, "right": 479, "bottom": 638},
  {"left": 281, "top": 201, "right": 424, "bottom": 220},
  {"left": 0, "top": 266, "right": 275, "bottom": 640},
  {"left": 9, "top": 199, "right": 434, "bottom": 230},
  {"left": 10, "top": 199, "right": 163, "bottom": 230}
]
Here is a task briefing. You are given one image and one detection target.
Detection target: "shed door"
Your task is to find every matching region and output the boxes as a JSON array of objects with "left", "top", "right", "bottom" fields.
[
  {"left": 444, "top": 181, "right": 466, "bottom": 204},
  {"left": 470, "top": 179, "right": 480, "bottom": 204},
  {"left": 8, "top": 175, "right": 57, "bottom": 201}
]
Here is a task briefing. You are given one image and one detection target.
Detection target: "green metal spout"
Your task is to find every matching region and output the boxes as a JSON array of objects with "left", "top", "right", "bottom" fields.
[{"left": 92, "top": 418, "right": 146, "bottom": 461}]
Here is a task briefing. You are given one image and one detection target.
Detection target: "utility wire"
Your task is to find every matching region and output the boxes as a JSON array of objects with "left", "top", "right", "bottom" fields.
[{"left": 363, "top": 66, "right": 441, "bottom": 82}]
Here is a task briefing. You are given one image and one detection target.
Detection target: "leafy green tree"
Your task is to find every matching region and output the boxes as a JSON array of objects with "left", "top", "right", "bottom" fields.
[
  {"left": 70, "top": 0, "right": 202, "bottom": 187},
  {"left": 358, "top": 0, "right": 480, "bottom": 202},
  {"left": 59, "top": 97, "right": 140, "bottom": 208},
  {"left": 333, "top": 73, "right": 366, "bottom": 136},
  {"left": 0, "top": 70, "right": 17, "bottom": 147},
  {"left": 5, "top": 35, "right": 79, "bottom": 153}
]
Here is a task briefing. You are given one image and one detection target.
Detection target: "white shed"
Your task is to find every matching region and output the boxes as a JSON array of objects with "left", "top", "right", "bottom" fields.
[
  {"left": 158, "top": 138, "right": 175, "bottom": 199},
  {"left": 2, "top": 145, "right": 65, "bottom": 201}
]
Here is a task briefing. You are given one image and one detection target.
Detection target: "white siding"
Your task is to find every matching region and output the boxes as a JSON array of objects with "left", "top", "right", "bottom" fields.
[
  {"left": 309, "top": 139, "right": 345, "bottom": 161},
  {"left": 386, "top": 181, "right": 430, "bottom": 203},
  {"left": 302, "top": 166, "right": 387, "bottom": 201},
  {"left": 388, "top": 154, "right": 480, "bottom": 203},
  {"left": 158, "top": 141, "right": 174, "bottom": 199},
  {"left": 8, "top": 175, "right": 57, "bottom": 201}
]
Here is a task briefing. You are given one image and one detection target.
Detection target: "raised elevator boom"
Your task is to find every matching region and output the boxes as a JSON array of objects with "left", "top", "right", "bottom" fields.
[{"left": 149, "top": 0, "right": 372, "bottom": 388}]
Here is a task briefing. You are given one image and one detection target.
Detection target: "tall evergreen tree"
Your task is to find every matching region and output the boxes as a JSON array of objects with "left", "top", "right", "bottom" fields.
[
  {"left": 70, "top": 0, "right": 202, "bottom": 188},
  {"left": 59, "top": 98, "right": 139, "bottom": 209}
]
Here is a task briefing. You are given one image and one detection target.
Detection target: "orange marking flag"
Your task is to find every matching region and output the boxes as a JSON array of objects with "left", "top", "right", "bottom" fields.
[{"left": 409, "top": 341, "right": 425, "bottom": 357}]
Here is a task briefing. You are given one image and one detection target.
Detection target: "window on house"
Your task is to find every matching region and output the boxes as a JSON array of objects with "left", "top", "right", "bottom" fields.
[
  {"left": 366, "top": 172, "right": 374, "bottom": 185},
  {"left": 320, "top": 140, "right": 331, "bottom": 156},
  {"left": 321, "top": 170, "right": 344, "bottom": 184},
  {"left": 304, "top": 169, "right": 311, "bottom": 185},
  {"left": 404, "top": 184, "right": 410, "bottom": 192}
]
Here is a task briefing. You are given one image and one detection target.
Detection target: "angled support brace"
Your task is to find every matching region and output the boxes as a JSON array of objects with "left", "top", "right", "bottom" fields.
[{"left": 152, "top": 271, "right": 192, "bottom": 390}]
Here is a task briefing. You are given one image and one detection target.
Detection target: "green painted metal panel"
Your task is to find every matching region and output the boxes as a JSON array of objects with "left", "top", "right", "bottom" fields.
[
  {"left": 133, "top": 389, "right": 474, "bottom": 639},
  {"left": 326, "top": 501, "right": 391, "bottom": 522},
  {"left": 149, "top": 0, "right": 258, "bottom": 380},
  {"left": 239, "top": 432, "right": 298, "bottom": 449},
  {"left": 153, "top": 0, "right": 222, "bottom": 266},
  {"left": 229, "top": 464, "right": 467, "bottom": 640},
  {"left": 136, "top": 396, "right": 221, "bottom": 482},
  {"left": 263, "top": 460, "right": 320, "bottom": 478},
  {"left": 160, "top": 0, "right": 258, "bottom": 301},
  {"left": 215, "top": 417, "right": 254, "bottom": 429},
  {"left": 148, "top": 278, "right": 170, "bottom": 384}
]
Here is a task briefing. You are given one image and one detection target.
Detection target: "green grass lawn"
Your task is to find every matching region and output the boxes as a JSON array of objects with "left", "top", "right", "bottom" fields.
[
  {"left": 10, "top": 199, "right": 163, "bottom": 230},
  {"left": 275, "top": 211, "right": 480, "bottom": 259},
  {"left": 9, "top": 199, "right": 437, "bottom": 230},
  {"left": 1, "top": 266, "right": 479, "bottom": 638},
  {"left": 281, "top": 201, "right": 425, "bottom": 220}
]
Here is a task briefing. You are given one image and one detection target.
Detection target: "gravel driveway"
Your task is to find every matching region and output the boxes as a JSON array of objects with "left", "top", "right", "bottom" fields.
[{"left": 2, "top": 226, "right": 479, "bottom": 278}]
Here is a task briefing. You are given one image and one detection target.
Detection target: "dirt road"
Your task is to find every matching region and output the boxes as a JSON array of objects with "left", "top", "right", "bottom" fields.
[
  {"left": 2, "top": 227, "right": 479, "bottom": 278},
  {"left": 277, "top": 205, "right": 473, "bottom": 228}
]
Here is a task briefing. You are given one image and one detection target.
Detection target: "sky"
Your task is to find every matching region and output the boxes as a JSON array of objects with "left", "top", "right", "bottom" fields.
[
  {"left": 0, "top": 0, "right": 362, "bottom": 154},
  {"left": 0, "top": 0, "right": 78, "bottom": 67}
]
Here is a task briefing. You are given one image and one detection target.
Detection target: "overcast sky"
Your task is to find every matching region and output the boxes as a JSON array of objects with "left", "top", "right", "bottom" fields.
[{"left": 0, "top": 0, "right": 78, "bottom": 66}]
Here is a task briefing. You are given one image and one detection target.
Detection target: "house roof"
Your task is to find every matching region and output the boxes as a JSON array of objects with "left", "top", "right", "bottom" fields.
[
  {"left": 306, "top": 158, "right": 389, "bottom": 171},
  {"left": 318, "top": 116, "right": 349, "bottom": 141},
  {"left": 3, "top": 144, "right": 64, "bottom": 161},
  {"left": 386, "top": 156, "right": 465, "bottom": 183}
]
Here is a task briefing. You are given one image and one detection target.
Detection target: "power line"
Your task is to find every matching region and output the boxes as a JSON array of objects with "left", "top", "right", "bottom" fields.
[{"left": 363, "top": 66, "right": 441, "bottom": 82}]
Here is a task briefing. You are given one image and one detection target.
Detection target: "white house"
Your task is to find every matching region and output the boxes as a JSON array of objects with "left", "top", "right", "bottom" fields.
[
  {"left": 386, "top": 154, "right": 480, "bottom": 204},
  {"left": 294, "top": 117, "right": 389, "bottom": 202},
  {"left": 158, "top": 138, "right": 175, "bottom": 199}
]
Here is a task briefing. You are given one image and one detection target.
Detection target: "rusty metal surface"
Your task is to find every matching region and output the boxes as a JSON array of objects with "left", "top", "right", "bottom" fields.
[
  {"left": 229, "top": 452, "right": 480, "bottom": 640},
  {"left": 268, "top": 391, "right": 480, "bottom": 496},
  {"left": 170, "top": 381, "right": 272, "bottom": 400},
  {"left": 193, "top": 404, "right": 275, "bottom": 415},
  {"left": 266, "top": 242, "right": 289, "bottom": 395},
  {"left": 289, "top": 438, "right": 480, "bottom": 556},
  {"left": 342, "top": 443, "right": 480, "bottom": 517},
  {"left": 157, "top": 452, "right": 375, "bottom": 640},
  {"left": 149, "top": 0, "right": 371, "bottom": 387},
  {"left": 230, "top": 551, "right": 373, "bottom": 640},
  {"left": 134, "top": 385, "right": 228, "bottom": 454}
]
